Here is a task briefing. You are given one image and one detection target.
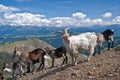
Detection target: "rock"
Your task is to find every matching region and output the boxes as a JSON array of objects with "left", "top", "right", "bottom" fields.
[
  {"left": 71, "top": 70, "right": 78, "bottom": 77},
  {"left": 88, "top": 75, "right": 95, "bottom": 79},
  {"left": 88, "top": 71, "right": 94, "bottom": 76},
  {"left": 108, "top": 73, "right": 113, "bottom": 77},
  {"left": 94, "top": 62, "right": 102, "bottom": 67}
]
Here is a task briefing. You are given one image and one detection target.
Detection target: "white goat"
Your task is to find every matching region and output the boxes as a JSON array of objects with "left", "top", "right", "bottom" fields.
[{"left": 58, "top": 28, "right": 98, "bottom": 65}]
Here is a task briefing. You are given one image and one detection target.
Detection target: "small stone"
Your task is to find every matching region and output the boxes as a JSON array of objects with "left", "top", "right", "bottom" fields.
[
  {"left": 88, "top": 71, "right": 94, "bottom": 76},
  {"left": 88, "top": 75, "right": 95, "bottom": 79},
  {"left": 108, "top": 73, "right": 113, "bottom": 77},
  {"left": 71, "top": 70, "right": 77, "bottom": 77}
]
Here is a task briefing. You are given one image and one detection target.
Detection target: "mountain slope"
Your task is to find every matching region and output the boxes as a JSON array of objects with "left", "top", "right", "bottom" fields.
[
  {"left": 19, "top": 46, "right": 120, "bottom": 80},
  {"left": 41, "top": 46, "right": 120, "bottom": 80}
]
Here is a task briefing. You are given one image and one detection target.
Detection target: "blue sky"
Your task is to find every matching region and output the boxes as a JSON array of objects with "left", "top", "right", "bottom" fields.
[{"left": 0, "top": 0, "right": 120, "bottom": 27}]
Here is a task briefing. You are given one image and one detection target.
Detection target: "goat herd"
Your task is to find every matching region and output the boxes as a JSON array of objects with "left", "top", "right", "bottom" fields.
[{"left": 0, "top": 28, "right": 115, "bottom": 80}]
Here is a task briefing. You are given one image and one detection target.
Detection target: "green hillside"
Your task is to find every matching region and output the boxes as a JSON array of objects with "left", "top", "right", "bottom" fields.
[{"left": 0, "top": 38, "right": 54, "bottom": 71}]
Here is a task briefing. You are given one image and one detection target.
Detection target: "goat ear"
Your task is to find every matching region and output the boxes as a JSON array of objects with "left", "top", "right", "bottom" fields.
[
  {"left": 112, "top": 29, "right": 116, "bottom": 32},
  {"left": 14, "top": 46, "right": 17, "bottom": 51},
  {"left": 46, "top": 47, "right": 50, "bottom": 51},
  {"left": 45, "top": 47, "right": 49, "bottom": 52}
]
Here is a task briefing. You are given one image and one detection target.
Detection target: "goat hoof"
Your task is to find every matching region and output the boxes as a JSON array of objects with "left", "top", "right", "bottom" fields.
[
  {"left": 22, "top": 76, "right": 26, "bottom": 78},
  {"left": 37, "top": 69, "right": 41, "bottom": 72},
  {"left": 71, "top": 62, "right": 77, "bottom": 66},
  {"left": 98, "top": 53, "right": 101, "bottom": 55},
  {"left": 93, "top": 54, "right": 96, "bottom": 56},
  {"left": 71, "top": 63, "right": 75, "bottom": 66},
  {"left": 75, "top": 63, "right": 77, "bottom": 66},
  {"left": 23, "top": 73, "right": 26, "bottom": 76},
  {"left": 50, "top": 66, "right": 54, "bottom": 68},
  {"left": 61, "top": 64, "right": 65, "bottom": 67},
  {"left": 86, "top": 59, "right": 89, "bottom": 62},
  {"left": 31, "top": 71, "right": 35, "bottom": 74}
]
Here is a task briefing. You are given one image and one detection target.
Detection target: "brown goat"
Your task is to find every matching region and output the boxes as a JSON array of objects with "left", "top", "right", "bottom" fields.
[
  {"left": 45, "top": 47, "right": 68, "bottom": 68},
  {"left": 13, "top": 47, "right": 46, "bottom": 73}
]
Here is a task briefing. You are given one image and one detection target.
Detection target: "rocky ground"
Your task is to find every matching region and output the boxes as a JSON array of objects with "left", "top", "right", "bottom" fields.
[{"left": 13, "top": 46, "right": 120, "bottom": 80}]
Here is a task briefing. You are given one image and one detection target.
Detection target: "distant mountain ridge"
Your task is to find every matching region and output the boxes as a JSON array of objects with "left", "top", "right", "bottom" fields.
[
  {"left": 0, "top": 25, "right": 120, "bottom": 37},
  {"left": 0, "top": 25, "right": 120, "bottom": 48},
  {"left": 0, "top": 38, "right": 54, "bottom": 54}
]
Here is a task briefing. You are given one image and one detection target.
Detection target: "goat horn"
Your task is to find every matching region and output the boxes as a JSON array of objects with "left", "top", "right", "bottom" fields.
[
  {"left": 64, "top": 27, "right": 70, "bottom": 34},
  {"left": 57, "top": 30, "right": 64, "bottom": 34}
]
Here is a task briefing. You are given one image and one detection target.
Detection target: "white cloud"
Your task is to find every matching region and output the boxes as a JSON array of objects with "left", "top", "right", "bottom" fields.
[
  {"left": 113, "top": 16, "right": 120, "bottom": 24},
  {"left": 72, "top": 12, "right": 86, "bottom": 19},
  {"left": 102, "top": 12, "right": 112, "bottom": 18},
  {"left": 0, "top": 4, "right": 19, "bottom": 12},
  {"left": 49, "top": 17, "right": 76, "bottom": 27},
  {"left": 2, "top": 12, "right": 48, "bottom": 26},
  {"left": 0, "top": 11, "right": 120, "bottom": 27},
  {"left": 70, "top": 18, "right": 103, "bottom": 27}
]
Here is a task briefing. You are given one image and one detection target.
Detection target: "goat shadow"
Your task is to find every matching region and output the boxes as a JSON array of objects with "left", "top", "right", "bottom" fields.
[{"left": 33, "top": 60, "right": 86, "bottom": 80}]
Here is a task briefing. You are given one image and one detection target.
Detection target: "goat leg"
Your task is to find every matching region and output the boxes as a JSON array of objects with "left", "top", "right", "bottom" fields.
[
  {"left": 62, "top": 56, "right": 68, "bottom": 65},
  {"left": 37, "top": 58, "right": 45, "bottom": 71},
  {"left": 51, "top": 58, "right": 55, "bottom": 68},
  {"left": 26, "top": 63, "right": 31, "bottom": 73},
  {"left": 70, "top": 53, "right": 75, "bottom": 66},
  {"left": 98, "top": 46, "right": 101, "bottom": 55},
  {"left": 88, "top": 47, "right": 94, "bottom": 61},
  {"left": 107, "top": 42, "right": 111, "bottom": 50},
  {"left": 111, "top": 41, "right": 114, "bottom": 48},
  {"left": 41, "top": 57, "right": 45, "bottom": 70},
  {"left": 74, "top": 53, "right": 78, "bottom": 66},
  {"left": 65, "top": 56, "right": 68, "bottom": 64},
  {"left": 61, "top": 58, "right": 65, "bottom": 65},
  {"left": 93, "top": 53, "right": 96, "bottom": 56},
  {"left": 37, "top": 62, "right": 43, "bottom": 71},
  {"left": 31, "top": 63, "right": 35, "bottom": 73},
  {"left": 93, "top": 47, "right": 97, "bottom": 56}
]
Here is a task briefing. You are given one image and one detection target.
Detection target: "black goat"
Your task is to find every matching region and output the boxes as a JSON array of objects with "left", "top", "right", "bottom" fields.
[{"left": 45, "top": 47, "right": 68, "bottom": 68}]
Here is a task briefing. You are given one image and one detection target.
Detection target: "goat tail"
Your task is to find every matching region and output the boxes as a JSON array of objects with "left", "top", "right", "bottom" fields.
[{"left": 44, "top": 55, "right": 51, "bottom": 59}]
